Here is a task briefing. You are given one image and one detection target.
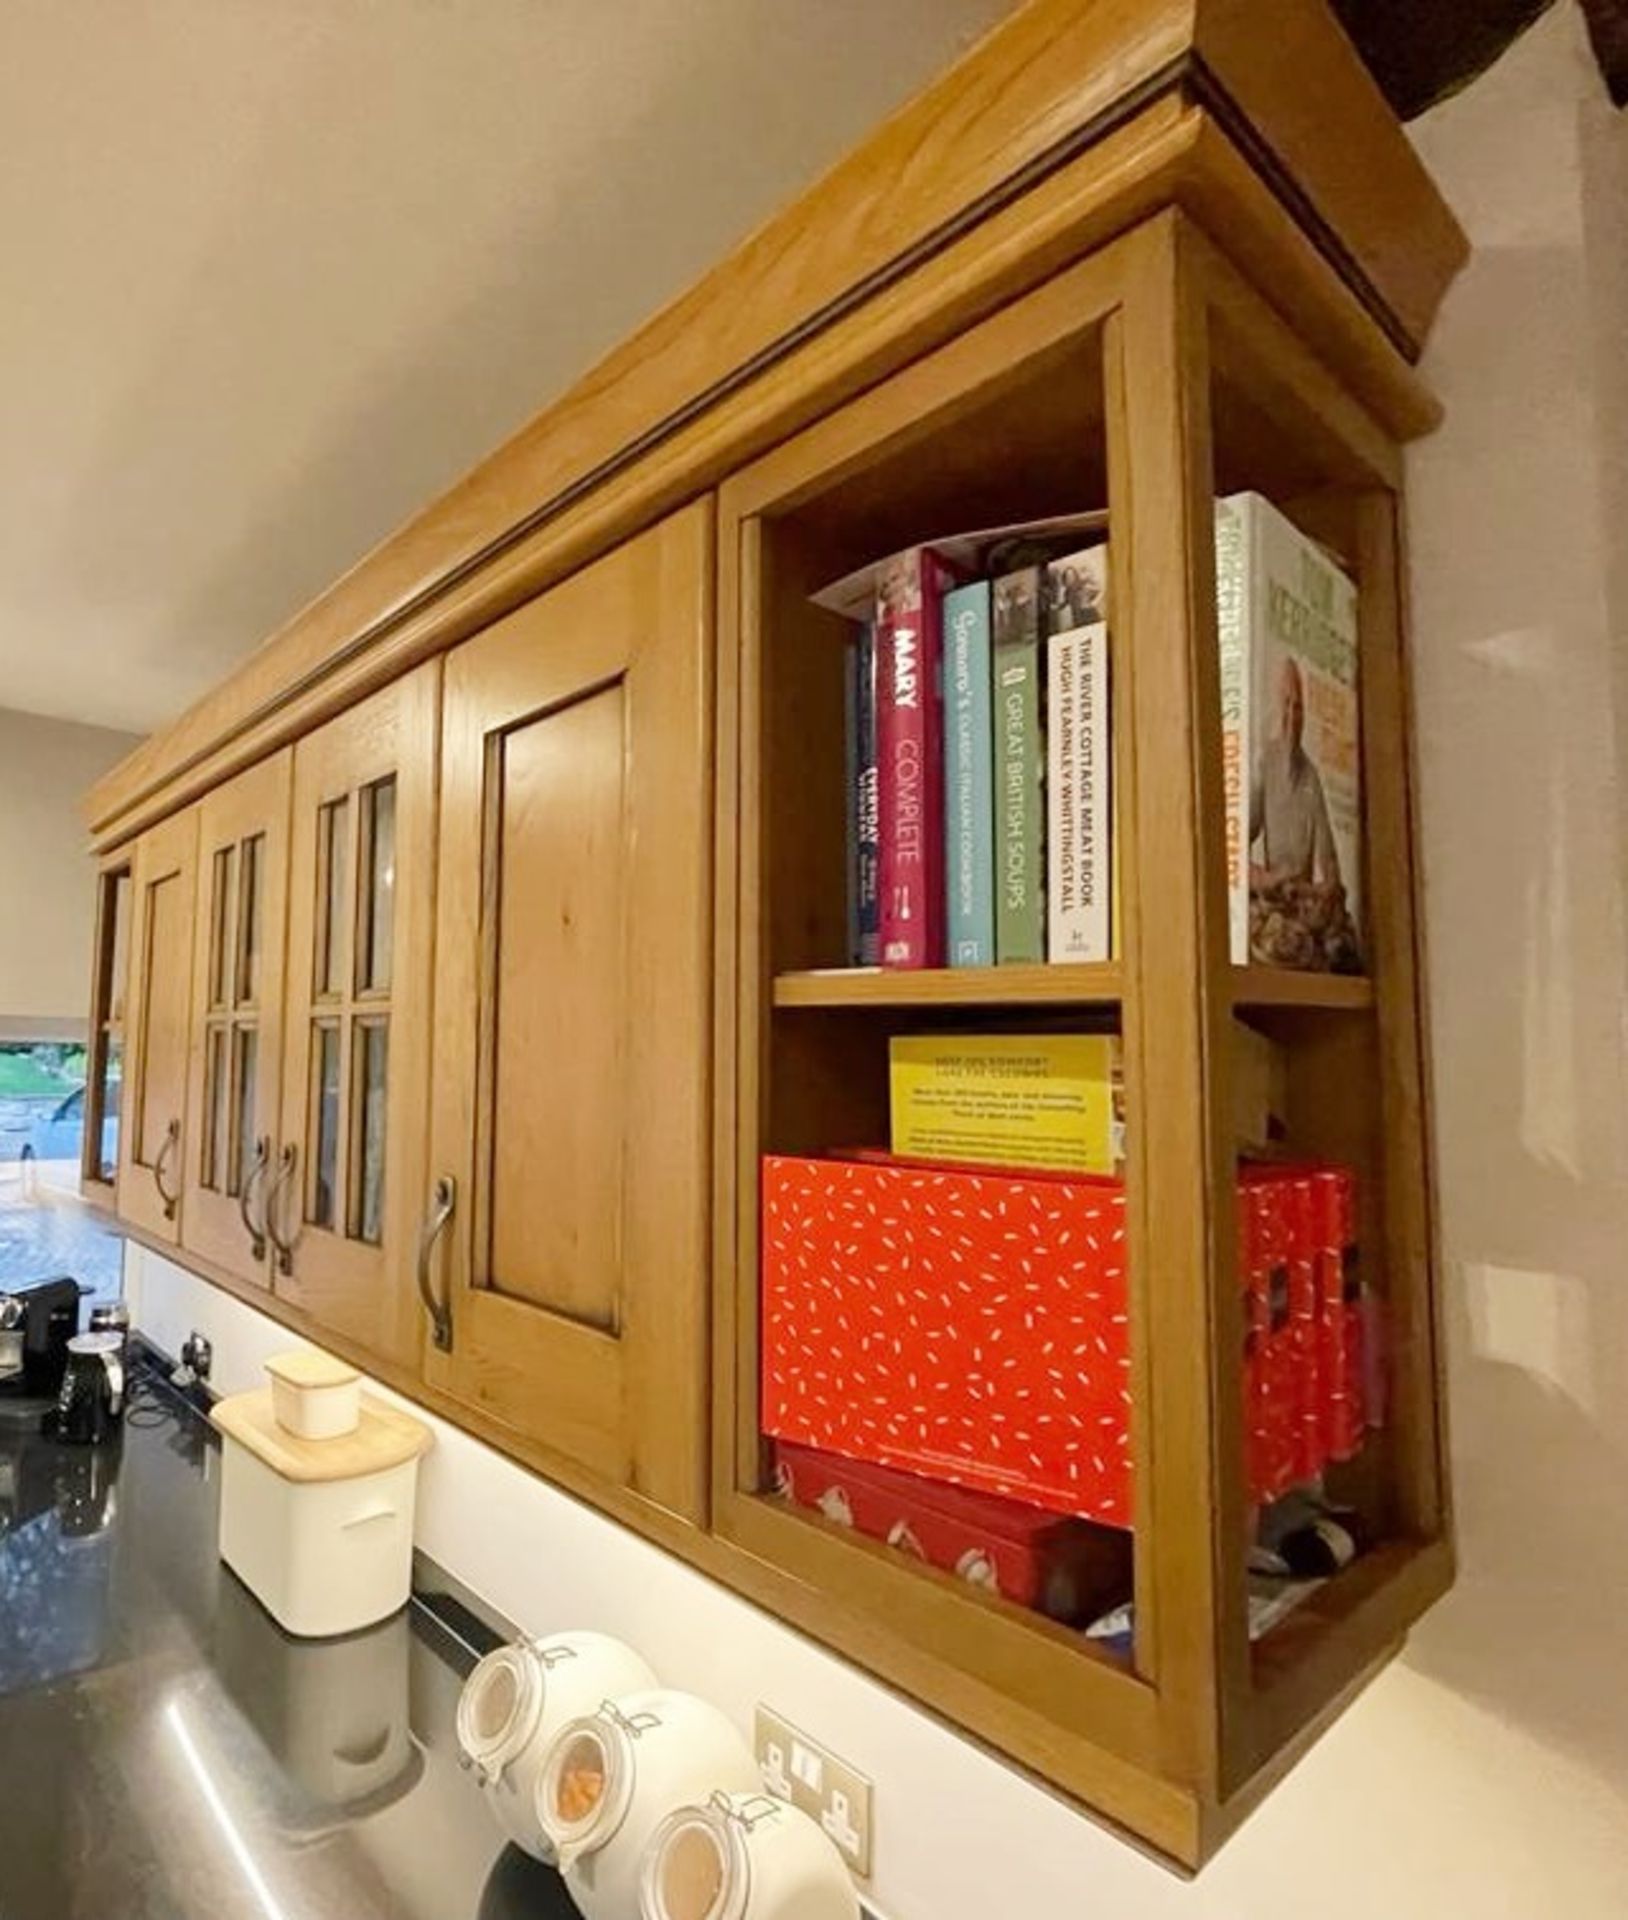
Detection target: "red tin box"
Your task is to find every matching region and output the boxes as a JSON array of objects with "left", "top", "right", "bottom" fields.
[
  {"left": 1239, "top": 1170, "right": 1298, "bottom": 1503},
  {"left": 1280, "top": 1167, "right": 1326, "bottom": 1484},
  {"left": 1311, "top": 1164, "right": 1366, "bottom": 1460},
  {"left": 772, "top": 1439, "right": 1130, "bottom": 1624},
  {"left": 761, "top": 1154, "right": 1132, "bottom": 1526}
]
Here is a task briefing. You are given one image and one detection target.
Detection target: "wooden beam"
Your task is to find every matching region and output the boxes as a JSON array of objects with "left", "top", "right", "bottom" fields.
[
  {"left": 1581, "top": 0, "right": 1628, "bottom": 105},
  {"left": 1330, "top": 0, "right": 1557, "bottom": 121}
]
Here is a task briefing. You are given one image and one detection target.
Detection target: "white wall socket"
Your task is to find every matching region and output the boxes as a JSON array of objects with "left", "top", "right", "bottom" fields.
[{"left": 754, "top": 1703, "right": 874, "bottom": 1878}]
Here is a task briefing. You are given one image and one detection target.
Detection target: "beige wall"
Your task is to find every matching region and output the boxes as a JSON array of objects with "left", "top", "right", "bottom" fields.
[
  {"left": 125, "top": 8, "right": 1628, "bottom": 1916},
  {"left": 1396, "top": 2, "right": 1628, "bottom": 1895},
  {"left": 0, "top": 707, "right": 138, "bottom": 1031}
]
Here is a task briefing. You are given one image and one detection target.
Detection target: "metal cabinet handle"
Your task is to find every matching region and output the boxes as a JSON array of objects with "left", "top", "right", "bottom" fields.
[
  {"left": 264, "top": 1143, "right": 299, "bottom": 1278},
  {"left": 152, "top": 1118, "right": 181, "bottom": 1221},
  {"left": 416, "top": 1175, "right": 457, "bottom": 1352},
  {"left": 237, "top": 1136, "right": 271, "bottom": 1262}
]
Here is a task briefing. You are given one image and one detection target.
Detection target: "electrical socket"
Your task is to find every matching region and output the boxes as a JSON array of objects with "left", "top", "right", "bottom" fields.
[{"left": 754, "top": 1704, "right": 873, "bottom": 1878}]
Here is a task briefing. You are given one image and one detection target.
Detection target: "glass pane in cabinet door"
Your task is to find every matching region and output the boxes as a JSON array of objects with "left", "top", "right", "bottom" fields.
[
  {"left": 349, "top": 1019, "right": 388, "bottom": 1245},
  {"left": 231, "top": 1026, "right": 258, "bottom": 1197},
  {"left": 99, "top": 1035, "right": 122, "bottom": 1182},
  {"left": 357, "top": 777, "right": 397, "bottom": 994},
  {"left": 107, "top": 872, "right": 130, "bottom": 1025},
  {"left": 316, "top": 799, "right": 350, "bottom": 999},
  {"left": 202, "top": 1028, "right": 227, "bottom": 1192},
  {"left": 308, "top": 1023, "right": 342, "bottom": 1229},
  {"left": 208, "top": 847, "right": 235, "bottom": 1010},
  {"left": 235, "top": 834, "right": 264, "bottom": 1007}
]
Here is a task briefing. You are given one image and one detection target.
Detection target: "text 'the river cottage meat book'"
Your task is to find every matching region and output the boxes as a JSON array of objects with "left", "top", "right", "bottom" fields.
[{"left": 1215, "top": 491, "right": 1362, "bottom": 973}]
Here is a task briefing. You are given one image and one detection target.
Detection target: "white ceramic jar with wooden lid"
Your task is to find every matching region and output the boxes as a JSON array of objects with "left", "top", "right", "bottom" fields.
[
  {"left": 211, "top": 1387, "right": 431, "bottom": 1637},
  {"left": 265, "top": 1347, "right": 362, "bottom": 1439}
]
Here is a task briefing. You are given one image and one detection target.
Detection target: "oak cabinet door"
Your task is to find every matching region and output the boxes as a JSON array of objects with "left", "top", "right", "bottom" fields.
[
  {"left": 118, "top": 808, "right": 200, "bottom": 1243},
  {"left": 181, "top": 751, "right": 293, "bottom": 1282},
  {"left": 274, "top": 664, "right": 440, "bottom": 1366},
  {"left": 422, "top": 503, "right": 712, "bottom": 1521}
]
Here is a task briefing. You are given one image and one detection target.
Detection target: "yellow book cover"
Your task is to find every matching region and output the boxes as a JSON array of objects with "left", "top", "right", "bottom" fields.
[{"left": 888, "top": 1034, "right": 1124, "bottom": 1175}]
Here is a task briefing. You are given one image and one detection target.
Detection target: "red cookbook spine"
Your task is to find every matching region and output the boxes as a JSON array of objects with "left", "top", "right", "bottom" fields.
[{"left": 875, "top": 548, "right": 956, "bottom": 968}]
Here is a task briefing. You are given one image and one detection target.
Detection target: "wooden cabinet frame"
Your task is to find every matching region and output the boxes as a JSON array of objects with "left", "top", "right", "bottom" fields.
[{"left": 85, "top": 1, "right": 1462, "bottom": 1870}]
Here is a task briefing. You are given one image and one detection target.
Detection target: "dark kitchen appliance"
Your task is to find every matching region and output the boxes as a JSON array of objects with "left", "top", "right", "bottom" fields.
[
  {"left": 0, "top": 1279, "right": 82, "bottom": 1422},
  {"left": 87, "top": 1300, "right": 130, "bottom": 1341},
  {"left": 86, "top": 1300, "right": 131, "bottom": 1386},
  {"left": 56, "top": 1333, "right": 124, "bottom": 1447}
]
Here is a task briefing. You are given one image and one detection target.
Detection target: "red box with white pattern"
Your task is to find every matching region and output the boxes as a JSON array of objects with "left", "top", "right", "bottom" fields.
[
  {"left": 1309, "top": 1164, "right": 1365, "bottom": 1460},
  {"left": 760, "top": 1154, "right": 1132, "bottom": 1526},
  {"left": 1239, "top": 1171, "right": 1293, "bottom": 1502},
  {"left": 772, "top": 1438, "right": 1131, "bottom": 1623}
]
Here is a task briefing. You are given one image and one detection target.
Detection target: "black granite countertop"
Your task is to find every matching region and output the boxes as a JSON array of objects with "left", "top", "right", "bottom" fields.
[{"left": 0, "top": 1357, "right": 577, "bottom": 1920}]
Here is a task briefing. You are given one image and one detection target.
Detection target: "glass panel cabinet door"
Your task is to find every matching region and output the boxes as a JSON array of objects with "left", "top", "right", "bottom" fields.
[
  {"left": 274, "top": 662, "right": 440, "bottom": 1366},
  {"left": 422, "top": 505, "right": 712, "bottom": 1520},
  {"left": 182, "top": 752, "right": 293, "bottom": 1282},
  {"left": 116, "top": 810, "right": 200, "bottom": 1244},
  {"left": 82, "top": 860, "right": 131, "bottom": 1200}
]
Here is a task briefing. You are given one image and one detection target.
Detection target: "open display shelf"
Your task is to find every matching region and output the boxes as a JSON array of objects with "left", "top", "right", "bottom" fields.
[
  {"left": 713, "top": 208, "right": 1449, "bottom": 1865},
  {"left": 1229, "top": 967, "right": 1374, "bottom": 1011}
]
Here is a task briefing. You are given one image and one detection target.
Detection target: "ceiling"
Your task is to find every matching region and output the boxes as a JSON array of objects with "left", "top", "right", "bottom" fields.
[{"left": 0, "top": 0, "right": 1015, "bottom": 736}]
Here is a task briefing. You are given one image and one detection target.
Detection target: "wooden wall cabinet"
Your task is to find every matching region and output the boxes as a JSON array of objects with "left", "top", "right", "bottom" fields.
[
  {"left": 182, "top": 750, "right": 292, "bottom": 1282},
  {"left": 711, "top": 212, "right": 1448, "bottom": 1860},
  {"left": 83, "top": 0, "right": 1466, "bottom": 1867},
  {"left": 422, "top": 505, "right": 714, "bottom": 1519},
  {"left": 117, "top": 808, "right": 199, "bottom": 1243},
  {"left": 274, "top": 662, "right": 440, "bottom": 1367}
]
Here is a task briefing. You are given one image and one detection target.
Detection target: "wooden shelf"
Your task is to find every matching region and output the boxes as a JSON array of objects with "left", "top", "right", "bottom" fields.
[
  {"left": 775, "top": 964, "right": 1369, "bottom": 1013},
  {"left": 772, "top": 962, "right": 1124, "bottom": 1009},
  {"left": 1230, "top": 967, "right": 1373, "bottom": 1011}
]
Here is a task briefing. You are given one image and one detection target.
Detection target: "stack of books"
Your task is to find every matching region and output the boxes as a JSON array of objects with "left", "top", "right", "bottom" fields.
[
  {"left": 831, "top": 517, "right": 1112, "bottom": 970},
  {"left": 833, "top": 491, "right": 1364, "bottom": 975}
]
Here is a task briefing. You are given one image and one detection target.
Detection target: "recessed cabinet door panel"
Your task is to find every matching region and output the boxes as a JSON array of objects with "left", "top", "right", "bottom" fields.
[
  {"left": 488, "top": 688, "right": 626, "bottom": 1329},
  {"left": 424, "top": 503, "right": 712, "bottom": 1521},
  {"left": 118, "top": 809, "right": 200, "bottom": 1244},
  {"left": 276, "top": 663, "right": 439, "bottom": 1366},
  {"left": 182, "top": 751, "right": 293, "bottom": 1284}
]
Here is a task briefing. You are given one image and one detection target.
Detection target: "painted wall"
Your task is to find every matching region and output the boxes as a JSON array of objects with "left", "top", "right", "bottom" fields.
[
  {"left": 124, "top": 7, "right": 1628, "bottom": 1914},
  {"left": 0, "top": 706, "right": 138, "bottom": 1031}
]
